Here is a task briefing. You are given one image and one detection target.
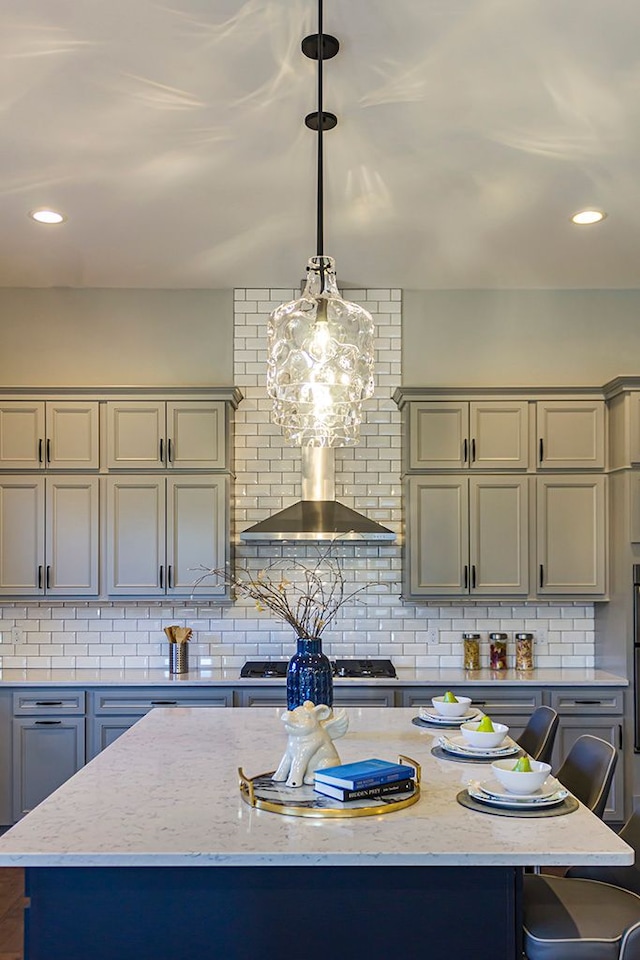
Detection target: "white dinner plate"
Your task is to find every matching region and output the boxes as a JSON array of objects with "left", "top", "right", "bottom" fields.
[
  {"left": 477, "top": 775, "right": 563, "bottom": 802},
  {"left": 467, "top": 781, "right": 569, "bottom": 810},
  {"left": 439, "top": 734, "right": 520, "bottom": 759},
  {"left": 418, "top": 707, "right": 480, "bottom": 725}
]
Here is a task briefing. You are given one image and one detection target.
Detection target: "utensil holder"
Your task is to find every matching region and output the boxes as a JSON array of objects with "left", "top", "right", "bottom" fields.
[{"left": 169, "top": 642, "right": 189, "bottom": 674}]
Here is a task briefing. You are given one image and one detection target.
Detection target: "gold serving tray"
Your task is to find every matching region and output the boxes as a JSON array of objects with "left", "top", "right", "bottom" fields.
[{"left": 239, "top": 754, "right": 421, "bottom": 818}]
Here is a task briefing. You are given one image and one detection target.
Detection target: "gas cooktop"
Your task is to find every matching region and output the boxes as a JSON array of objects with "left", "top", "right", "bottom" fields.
[{"left": 240, "top": 659, "right": 396, "bottom": 679}]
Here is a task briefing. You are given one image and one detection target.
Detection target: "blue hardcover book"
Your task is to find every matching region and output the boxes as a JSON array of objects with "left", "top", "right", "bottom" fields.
[{"left": 314, "top": 758, "right": 414, "bottom": 790}]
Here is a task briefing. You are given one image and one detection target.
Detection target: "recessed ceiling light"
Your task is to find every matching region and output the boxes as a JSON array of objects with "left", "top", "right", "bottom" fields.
[
  {"left": 571, "top": 209, "right": 606, "bottom": 225},
  {"left": 29, "top": 208, "right": 66, "bottom": 224}
]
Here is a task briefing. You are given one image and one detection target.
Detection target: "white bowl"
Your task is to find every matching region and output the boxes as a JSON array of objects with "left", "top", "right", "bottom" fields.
[
  {"left": 491, "top": 758, "right": 552, "bottom": 795},
  {"left": 460, "top": 720, "right": 509, "bottom": 749},
  {"left": 431, "top": 694, "right": 472, "bottom": 717}
]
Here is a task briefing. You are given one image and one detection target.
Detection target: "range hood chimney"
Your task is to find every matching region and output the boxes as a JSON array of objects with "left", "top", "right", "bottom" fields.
[{"left": 240, "top": 448, "right": 395, "bottom": 542}]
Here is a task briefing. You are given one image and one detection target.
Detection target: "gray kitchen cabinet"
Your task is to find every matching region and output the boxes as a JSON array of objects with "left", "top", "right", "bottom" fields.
[
  {"left": 0, "top": 400, "right": 99, "bottom": 470},
  {"left": 105, "top": 475, "right": 228, "bottom": 597},
  {"left": 0, "top": 475, "right": 99, "bottom": 597},
  {"left": 536, "top": 400, "right": 605, "bottom": 470},
  {"left": 552, "top": 718, "right": 624, "bottom": 821},
  {"left": 536, "top": 475, "right": 607, "bottom": 596},
  {"left": 235, "top": 686, "right": 399, "bottom": 708},
  {"left": 87, "top": 687, "right": 233, "bottom": 758},
  {"left": 11, "top": 690, "right": 86, "bottom": 821},
  {"left": 106, "top": 400, "right": 227, "bottom": 470},
  {"left": 407, "top": 400, "right": 529, "bottom": 471},
  {"left": 405, "top": 475, "right": 529, "bottom": 598}
]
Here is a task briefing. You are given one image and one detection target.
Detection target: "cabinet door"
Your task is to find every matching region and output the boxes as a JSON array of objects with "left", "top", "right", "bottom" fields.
[
  {"left": 0, "top": 401, "right": 45, "bottom": 469},
  {"left": 12, "top": 717, "right": 85, "bottom": 820},
  {"left": 552, "top": 719, "right": 624, "bottom": 823},
  {"left": 0, "top": 477, "right": 45, "bottom": 595},
  {"left": 46, "top": 401, "right": 99, "bottom": 469},
  {"left": 469, "top": 401, "right": 529, "bottom": 469},
  {"left": 167, "top": 477, "right": 228, "bottom": 596},
  {"left": 469, "top": 477, "right": 529, "bottom": 595},
  {"left": 536, "top": 476, "right": 606, "bottom": 595},
  {"left": 106, "top": 477, "right": 165, "bottom": 595},
  {"left": 45, "top": 477, "right": 99, "bottom": 596},
  {"left": 167, "top": 402, "right": 226, "bottom": 469},
  {"left": 106, "top": 401, "right": 165, "bottom": 469},
  {"left": 537, "top": 401, "right": 605, "bottom": 469},
  {"left": 88, "top": 716, "right": 139, "bottom": 759},
  {"left": 408, "top": 402, "right": 467, "bottom": 469},
  {"left": 406, "top": 476, "right": 468, "bottom": 596}
]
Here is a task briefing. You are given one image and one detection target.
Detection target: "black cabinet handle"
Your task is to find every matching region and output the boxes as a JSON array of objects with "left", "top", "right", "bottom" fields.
[
  {"left": 167, "top": 565, "right": 173, "bottom": 589},
  {"left": 159, "top": 565, "right": 164, "bottom": 589},
  {"left": 35, "top": 720, "right": 62, "bottom": 725},
  {"left": 471, "top": 564, "right": 477, "bottom": 589},
  {"left": 37, "top": 565, "right": 43, "bottom": 589},
  {"left": 471, "top": 438, "right": 476, "bottom": 462},
  {"left": 574, "top": 699, "right": 603, "bottom": 705},
  {"left": 46, "top": 565, "right": 51, "bottom": 589},
  {"left": 167, "top": 438, "right": 173, "bottom": 463},
  {"left": 46, "top": 438, "right": 51, "bottom": 463},
  {"left": 38, "top": 438, "right": 43, "bottom": 463},
  {"left": 159, "top": 438, "right": 164, "bottom": 463},
  {"left": 619, "top": 725, "right": 623, "bottom": 750},
  {"left": 539, "top": 564, "right": 544, "bottom": 589},
  {"left": 471, "top": 700, "right": 487, "bottom": 706},
  {"left": 151, "top": 700, "right": 178, "bottom": 706},
  {"left": 35, "top": 701, "right": 63, "bottom": 707},
  {"left": 463, "top": 565, "right": 468, "bottom": 589},
  {"left": 539, "top": 438, "right": 544, "bottom": 463},
  {"left": 463, "top": 438, "right": 468, "bottom": 464}
]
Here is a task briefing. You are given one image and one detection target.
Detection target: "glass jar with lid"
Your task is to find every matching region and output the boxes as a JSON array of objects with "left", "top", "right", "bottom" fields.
[
  {"left": 489, "top": 632, "right": 508, "bottom": 670},
  {"left": 515, "top": 632, "right": 534, "bottom": 670},
  {"left": 462, "top": 633, "right": 480, "bottom": 670}
]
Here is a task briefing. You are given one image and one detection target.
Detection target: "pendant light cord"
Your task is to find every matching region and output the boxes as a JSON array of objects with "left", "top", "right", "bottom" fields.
[{"left": 316, "top": 0, "right": 326, "bottom": 292}]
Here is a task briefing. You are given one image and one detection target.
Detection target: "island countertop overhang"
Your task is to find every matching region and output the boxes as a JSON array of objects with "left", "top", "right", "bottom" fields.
[{"left": 0, "top": 706, "right": 631, "bottom": 869}]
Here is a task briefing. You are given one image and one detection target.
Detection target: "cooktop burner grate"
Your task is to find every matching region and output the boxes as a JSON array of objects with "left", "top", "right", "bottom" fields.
[{"left": 239, "top": 658, "right": 396, "bottom": 679}]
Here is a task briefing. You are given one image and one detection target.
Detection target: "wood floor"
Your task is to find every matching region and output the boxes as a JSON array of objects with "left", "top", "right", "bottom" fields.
[{"left": 0, "top": 869, "right": 24, "bottom": 960}]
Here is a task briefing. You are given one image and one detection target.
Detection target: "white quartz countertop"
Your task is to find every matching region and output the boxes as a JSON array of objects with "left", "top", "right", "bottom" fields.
[
  {"left": 0, "top": 666, "right": 627, "bottom": 686},
  {"left": 0, "top": 706, "right": 631, "bottom": 869}
]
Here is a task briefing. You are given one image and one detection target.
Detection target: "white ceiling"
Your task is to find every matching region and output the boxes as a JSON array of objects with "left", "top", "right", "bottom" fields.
[{"left": 2, "top": 0, "right": 640, "bottom": 290}]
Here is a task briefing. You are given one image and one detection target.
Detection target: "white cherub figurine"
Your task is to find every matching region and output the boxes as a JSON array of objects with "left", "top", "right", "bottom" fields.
[{"left": 272, "top": 701, "right": 349, "bottom": 788}]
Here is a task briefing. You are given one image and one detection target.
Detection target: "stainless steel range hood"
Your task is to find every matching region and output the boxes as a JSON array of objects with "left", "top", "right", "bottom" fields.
[{"left": 240, "top": 448, "right": 395, "bottom": 542}]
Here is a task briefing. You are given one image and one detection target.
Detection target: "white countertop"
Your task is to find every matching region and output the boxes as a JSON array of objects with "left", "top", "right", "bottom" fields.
[
  {"left": 0, "top": 666, "right": 627, "bottom": 686},
  {"left": 0, "top": 706, "right": 631, "bottom": 868}
]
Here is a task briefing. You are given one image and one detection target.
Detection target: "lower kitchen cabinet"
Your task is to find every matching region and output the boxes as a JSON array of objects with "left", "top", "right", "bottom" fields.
[
  {"left": 235, "top": 686, "right": 399, "bottom": 708},
  {"left": 13, "top": 718, "right": 85, "bottom": 821}
]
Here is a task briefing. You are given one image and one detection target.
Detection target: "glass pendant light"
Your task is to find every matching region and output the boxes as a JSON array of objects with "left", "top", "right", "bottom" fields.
[{"left": 266, "top": 2, "right": 375, "bottom": 448}]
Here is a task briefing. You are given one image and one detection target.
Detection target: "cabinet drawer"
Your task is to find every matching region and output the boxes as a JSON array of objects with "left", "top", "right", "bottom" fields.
[
  {"left": 549, "top": 689, "right": 624, "bottom": 715},
  {"left": 90, "top": 688, "right": 232, "bottom": 714},
  {"left": 12, "top": 690, "right": 86, "bottom": 715},
  {"left": 401, "top": 687, "right": 542, "bottom": 714}
]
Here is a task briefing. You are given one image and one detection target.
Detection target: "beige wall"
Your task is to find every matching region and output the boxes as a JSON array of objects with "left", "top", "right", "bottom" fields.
[
  {"left": 403, "top": 289, "right": 640, "bottom": 386},
  {"left": 0, "top": 288, "right": 233, "bottom": 387}
]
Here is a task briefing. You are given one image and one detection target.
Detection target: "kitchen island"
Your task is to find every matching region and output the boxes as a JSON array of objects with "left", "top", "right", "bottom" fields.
[{"left": 0, "top": 706, "right": 632, "bottom": 960}]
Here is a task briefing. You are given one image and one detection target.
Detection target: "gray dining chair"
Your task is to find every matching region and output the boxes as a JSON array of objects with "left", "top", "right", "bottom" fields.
[
  {"left": 516, "top": 705, "right": 559, "bottom": 764},
  {"left": 523, "top": 807, "right": 640, "bottom": 959},
  {"left": 555, "top": 734, "right": 617, "bottom": 819}
]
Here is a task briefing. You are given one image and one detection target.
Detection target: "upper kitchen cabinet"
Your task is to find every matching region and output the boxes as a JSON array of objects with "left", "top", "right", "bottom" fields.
[
  {"left": 536, "top": 400, "right": 605, "bottom": 470},
  {"left": 403, "top": 399, "right": 529, "bottom": 471},
  {"left": 536, "top": 475, "right": 607, "bottom": 597},
  {"left": 106, "top": 400, "right": 227, "bottom": 470},
  {"left": 105, "top": 476, "right": 228, "bottom": 598},
  {"left": 406, "top": 475, "right": 529, "bottom": 599},
  {"left": 0, "top": 476, "right": 99, "bottom": 597},
  {"left": 0, "top": 400, "right": 99, "bottom": 470}
]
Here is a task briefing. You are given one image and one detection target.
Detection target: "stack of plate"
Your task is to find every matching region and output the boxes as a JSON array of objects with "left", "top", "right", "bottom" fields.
[
  {"left": 467, "top": 776, "right": 569, "bottom": 810},
  {"left": 418, "top": 706, "right": 480, "bottom": 727},
  {"left": 438, "top": 734, "right": 521, "bottom": 760}
]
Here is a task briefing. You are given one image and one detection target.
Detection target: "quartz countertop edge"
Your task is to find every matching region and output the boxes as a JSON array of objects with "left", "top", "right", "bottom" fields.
[
  {"left": 0, "top": 707, "right": 631, "bottom": 869},
  {"left": 0, "top": 667, "right": 627, "bottom": 686}
]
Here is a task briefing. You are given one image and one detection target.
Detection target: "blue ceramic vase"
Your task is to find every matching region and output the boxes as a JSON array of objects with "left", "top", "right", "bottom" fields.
[{"left": 286, "top": 637, "right": 334, "bottom": 710}]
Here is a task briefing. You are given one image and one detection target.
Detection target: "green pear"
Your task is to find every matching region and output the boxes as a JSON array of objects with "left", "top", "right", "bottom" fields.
[
  {"left": 476, "top": 715, "right": 495, "bottom": 733},
  {"left": 443, "top": 691, "right": 458, "bottom": 703},
  {"left": 513, "top": 756, "right": 533, "bottom": 772}
]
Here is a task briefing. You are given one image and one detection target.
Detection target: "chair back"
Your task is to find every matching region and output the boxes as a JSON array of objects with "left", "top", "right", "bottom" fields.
[
  {"left": 566, "top": 805, "right": 640, "bottom": 894},
  {"left": 516, "top": 705, "right": 559, "bottom": 764},
  {"left": 556, "top": 734, "right": 617, "bottom": 819}
]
